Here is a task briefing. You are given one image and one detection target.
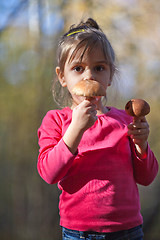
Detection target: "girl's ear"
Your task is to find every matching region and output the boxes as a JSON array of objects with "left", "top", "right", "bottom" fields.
[{"left": 56, "top": 67, "right": 67, "bottom": 87}]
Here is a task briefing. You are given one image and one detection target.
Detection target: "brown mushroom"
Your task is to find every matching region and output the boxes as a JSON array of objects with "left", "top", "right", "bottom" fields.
[
  {"left": 72, "top": 80, "right": 106, "bottom": 98},
  {"left": 125, "top": 99, "right": 150, "bottom": 117}
]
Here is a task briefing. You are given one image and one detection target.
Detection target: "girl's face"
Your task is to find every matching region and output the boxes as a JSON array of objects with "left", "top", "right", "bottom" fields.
[{"left": 56, "top": 45, "right": 111, "bottom": 109}]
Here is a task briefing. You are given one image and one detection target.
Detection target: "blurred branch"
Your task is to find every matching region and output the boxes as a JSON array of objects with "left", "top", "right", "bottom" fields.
[{"left": 0, "top": 0, "right": 28, "bottom": 35}]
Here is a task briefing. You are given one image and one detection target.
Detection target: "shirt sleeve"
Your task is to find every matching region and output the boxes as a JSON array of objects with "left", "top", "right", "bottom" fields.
[
  {"left": 130, "top": 140, "right": 159, "bottom": 186},
  {"left": 37, "top": 111, "right": 77, "bottom": 184}
]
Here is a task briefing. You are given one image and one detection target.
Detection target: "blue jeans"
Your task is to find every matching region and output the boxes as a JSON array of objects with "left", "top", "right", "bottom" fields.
[{"left": 62, "top": 225, "right": 144, "bottom": 240}]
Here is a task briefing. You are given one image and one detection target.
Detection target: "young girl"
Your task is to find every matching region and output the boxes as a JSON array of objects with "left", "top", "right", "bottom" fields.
[{"left": 37, "top": 18, "right": 158, "bottom": 240}]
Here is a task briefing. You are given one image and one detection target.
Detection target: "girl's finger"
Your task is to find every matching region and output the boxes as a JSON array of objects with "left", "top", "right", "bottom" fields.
[
  {"left": 131, "top": 134, "right": 149, "bottom": 143},
  {"left": 128, "top": 120, "right": 149, "bottom": 130},
  {"left": 133, "top": 116, "right": 146, "bottom": 123},
  {"left": 130, "top": 129, "right": 149, "bottom": 137}
]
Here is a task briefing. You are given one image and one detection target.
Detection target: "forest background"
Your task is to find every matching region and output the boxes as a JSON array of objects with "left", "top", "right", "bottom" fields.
[{"left": 0, "top": 0, "right": 160, "bottom": 239}]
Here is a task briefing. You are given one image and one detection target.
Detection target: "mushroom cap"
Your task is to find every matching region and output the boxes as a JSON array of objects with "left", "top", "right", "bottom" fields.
[
  {"left": 125, "top": 99, "right": 150, "bottom": 117},
  {"left": 72, "top": 80, "right": 106, "bottom": 97}
]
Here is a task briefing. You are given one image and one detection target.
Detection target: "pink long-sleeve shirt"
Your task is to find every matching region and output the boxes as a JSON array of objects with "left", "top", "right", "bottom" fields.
[{"left": 37, "top": 106, "right": 158, "bottom": 233}]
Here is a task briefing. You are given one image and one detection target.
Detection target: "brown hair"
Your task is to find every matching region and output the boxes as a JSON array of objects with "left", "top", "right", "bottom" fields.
[{"left": 53, "top": 18, "right": 116, "bottom": 107}]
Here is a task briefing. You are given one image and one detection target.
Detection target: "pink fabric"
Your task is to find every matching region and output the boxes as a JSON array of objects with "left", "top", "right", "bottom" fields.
[{"left": 37, "top": 107, "right": 158, "bottom": 233}]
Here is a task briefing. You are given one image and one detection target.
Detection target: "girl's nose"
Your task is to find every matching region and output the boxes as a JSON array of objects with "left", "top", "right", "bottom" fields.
[{"left": 83, "top": 69, "right": 95, "bottom": 81}]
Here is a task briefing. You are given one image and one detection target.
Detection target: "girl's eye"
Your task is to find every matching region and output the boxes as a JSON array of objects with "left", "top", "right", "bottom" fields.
[
  {"left": 73, "top": 66, "right": 83, "bottom": 72},
  {"left": 95, "top": 65, "right": 104, "bottom": 71}
]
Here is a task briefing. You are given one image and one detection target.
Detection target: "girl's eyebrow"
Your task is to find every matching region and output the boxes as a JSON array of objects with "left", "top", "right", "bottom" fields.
[
  {"left": 70, "top": 60, "right": 108, "bottom": 65},
  {"left": 71, "top": 61, "right": 82, "bottom": 64},
  {"left": 95, "top": 60, "right": 108, "bottom": 64},
  {"left": 69, "top": 61, "right": 84, "bottom": 66}
]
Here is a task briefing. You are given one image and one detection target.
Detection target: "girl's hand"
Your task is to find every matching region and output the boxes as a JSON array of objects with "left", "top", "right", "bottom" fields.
[
  {"left": 71, "top": 99, "right": 98, "bottom": 132},
  {"left": 63, "top": 99, "right": 97, "bottom": 154},
  {"left": 127, "top": 117, "right": 150, "bottom": 157}
]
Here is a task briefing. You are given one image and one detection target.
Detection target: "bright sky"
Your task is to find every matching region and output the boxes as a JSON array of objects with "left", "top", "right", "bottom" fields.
[{"left": 0, "top": 0, "right": 64, "bottom": 35}]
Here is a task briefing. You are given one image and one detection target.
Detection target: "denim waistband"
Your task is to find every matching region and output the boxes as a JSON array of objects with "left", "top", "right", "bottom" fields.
[{"left": 62, "top": 225, "right": 144, "bottom": 240}]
